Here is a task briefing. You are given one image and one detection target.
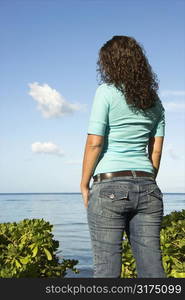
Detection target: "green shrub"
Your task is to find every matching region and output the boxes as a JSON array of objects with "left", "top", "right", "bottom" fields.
[
  {"left": 0, "top": 218, "right": 79, "bottom": 278},
  {"left": 121, "top": 233, "right": 137, "bottom": 278},
  {"left": 121, "top": 209, "right": 185, "bottom": 278},
  {"left": 161, "top": 210, "right": 185, "bottom": 229}
]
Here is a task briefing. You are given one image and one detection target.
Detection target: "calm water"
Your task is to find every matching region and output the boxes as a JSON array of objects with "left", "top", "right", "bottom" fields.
[{"left": 0, "top": 193, "right": 184, "bottom": 277}]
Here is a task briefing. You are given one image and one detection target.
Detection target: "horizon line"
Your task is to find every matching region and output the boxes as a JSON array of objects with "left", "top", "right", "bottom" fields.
[{"left": 0, "top": 192, "right": 185, "bottom": 195}]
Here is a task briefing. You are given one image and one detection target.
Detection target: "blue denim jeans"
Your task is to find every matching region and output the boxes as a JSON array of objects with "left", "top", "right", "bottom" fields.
[{"left": 87, "top": 172, "right": 166, "bottom": 278}]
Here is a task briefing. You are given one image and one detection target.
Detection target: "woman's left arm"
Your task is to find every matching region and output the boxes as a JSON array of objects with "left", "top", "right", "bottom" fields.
[{"left": 80, "top": 134, "right": 104, "bottom": 208}]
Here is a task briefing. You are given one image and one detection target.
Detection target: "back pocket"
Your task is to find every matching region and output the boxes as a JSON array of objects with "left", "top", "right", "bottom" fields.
[
  {"left": 99, "top": 183, "right": 129, "bottom": 202},
  {"left": 98, "top": 183, "right": 129, "bottom": 217},
  {"left": 99, "top": 187, "right": 129, "bottom": 202}
]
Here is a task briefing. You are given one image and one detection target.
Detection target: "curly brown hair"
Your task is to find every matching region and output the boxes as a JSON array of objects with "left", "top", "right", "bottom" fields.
[{"left": 96, "top": 36, "right": 159, "bottom": 110}]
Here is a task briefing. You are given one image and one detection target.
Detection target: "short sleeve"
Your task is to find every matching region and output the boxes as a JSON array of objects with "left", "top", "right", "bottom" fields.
[
  {"left": 150, "top": 102, "right": 165, "bottom": 137},
  {"left": 87, "top": 84, "right": 110, "bottom": 136}
]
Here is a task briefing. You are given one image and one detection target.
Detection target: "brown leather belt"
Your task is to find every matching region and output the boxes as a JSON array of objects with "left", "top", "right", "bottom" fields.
[{"left": 93, "top": 170, "right": 154, "bottom": 182}]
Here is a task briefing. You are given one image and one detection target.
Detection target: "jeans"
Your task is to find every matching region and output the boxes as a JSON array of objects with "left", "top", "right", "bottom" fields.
[{"left": 87, "top": 171, "right": 166, "bottom": 278}]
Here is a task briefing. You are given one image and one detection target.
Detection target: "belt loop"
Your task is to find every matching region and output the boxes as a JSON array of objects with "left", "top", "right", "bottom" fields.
[
  {"left": 131, "top": 170, "right": 137, "bottom": 178},
  {"left": 97, "top": 174, "right": 101, "bottom": 182}
]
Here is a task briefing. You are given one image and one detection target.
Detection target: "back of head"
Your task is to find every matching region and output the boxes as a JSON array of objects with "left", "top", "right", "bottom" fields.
[{"left": 97, "top": 35, "right": 159, "bottom": 110}]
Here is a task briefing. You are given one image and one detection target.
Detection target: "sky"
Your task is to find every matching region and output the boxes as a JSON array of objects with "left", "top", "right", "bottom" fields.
[{"left": 0, "top": 0, "right": 185, "bottom": 193}]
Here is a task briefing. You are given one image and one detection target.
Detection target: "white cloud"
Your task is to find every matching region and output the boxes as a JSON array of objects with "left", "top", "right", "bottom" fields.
[
  {"left": 160, "top": 90, "right": 185, "bottom": 97},
  {"left": 163, "top": 100, "right": 185, "bottom": 112},
  {"left": 28, "top": 82, "right": 83, "bottom": 118},
  {"left": 159, "top": 89, "right": 185, "bottom": 112},
  {"left": 31, "top": 142, "right": 64, "bottom": 156}
]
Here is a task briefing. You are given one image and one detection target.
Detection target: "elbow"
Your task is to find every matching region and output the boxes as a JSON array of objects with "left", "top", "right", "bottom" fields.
[
  {"left": 87, "top": 134, "right": 104, "bottom": 150},
  {"left": 88, "top": 143, "right": 103, "bottom": 149},
  {"left": 152, "top": 150, "right": 162, "bottom": 155}
]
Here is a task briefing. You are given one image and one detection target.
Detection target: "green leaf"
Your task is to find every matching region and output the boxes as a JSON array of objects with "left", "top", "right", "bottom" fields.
[
  {"left": 44, "top": 248, "right": 52, "bottom": 261},
  {"left": 163, "top": 255, "right": 170, "bottom": 262},
  {"left": 28, "top": 243, "right": 36, "bottom": 250},
  {"left": 15, "top": 259, "right": 21, "bottom": 268},
  {"left": 32, "top": 246, "right": 38, "bottom": 257},
  {"left": 19, "top": 257, "right": 29, "bottom": 265},
  {"left": 170, "top": 270, "right": 185, "bottom": 278}
]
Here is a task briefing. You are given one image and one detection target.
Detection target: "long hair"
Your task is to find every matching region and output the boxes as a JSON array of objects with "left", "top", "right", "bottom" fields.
[{"left": 97, "top": 36, "right": 159, "bottom": 110}]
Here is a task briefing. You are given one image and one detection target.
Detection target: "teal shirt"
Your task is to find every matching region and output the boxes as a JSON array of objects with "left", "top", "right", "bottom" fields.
[{"left": 87, "top": 83, "right": 165, "bottom": 176}]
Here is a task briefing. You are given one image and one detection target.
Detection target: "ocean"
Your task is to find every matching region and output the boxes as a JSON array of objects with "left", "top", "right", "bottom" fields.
[{"left": 0, "top": 193, "right": 184, "bottom": 277}]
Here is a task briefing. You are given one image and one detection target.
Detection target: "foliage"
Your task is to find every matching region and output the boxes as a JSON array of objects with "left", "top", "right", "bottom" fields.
[
  {"left": 121, "top": 210, "right": 185, "bottom": 278},
  {"left": 121, "top": 234, "right": 137, "bottom": 278},
  {"left": 161, "top": 209, "right": 185, "bottom": 229},
  {"left": 0, "top": 218, "right": 79, "bottom": 278},
  {"left": 161, "top": 218, "right": 185, "bottom": 278}
]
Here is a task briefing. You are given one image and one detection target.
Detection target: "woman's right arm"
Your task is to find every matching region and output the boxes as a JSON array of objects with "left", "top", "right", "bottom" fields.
[{"left": 148, "top": 136, "right": 164, "bottom": 179}]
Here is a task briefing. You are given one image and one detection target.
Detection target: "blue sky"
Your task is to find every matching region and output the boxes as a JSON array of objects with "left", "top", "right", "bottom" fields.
[{"left": 0, "top": 0, "right": 185, "bottom": 193}]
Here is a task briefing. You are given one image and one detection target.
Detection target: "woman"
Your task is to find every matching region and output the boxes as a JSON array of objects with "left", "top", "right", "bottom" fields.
[{"left": 80, "top": 36, "right": 166, "bottom": 278}]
